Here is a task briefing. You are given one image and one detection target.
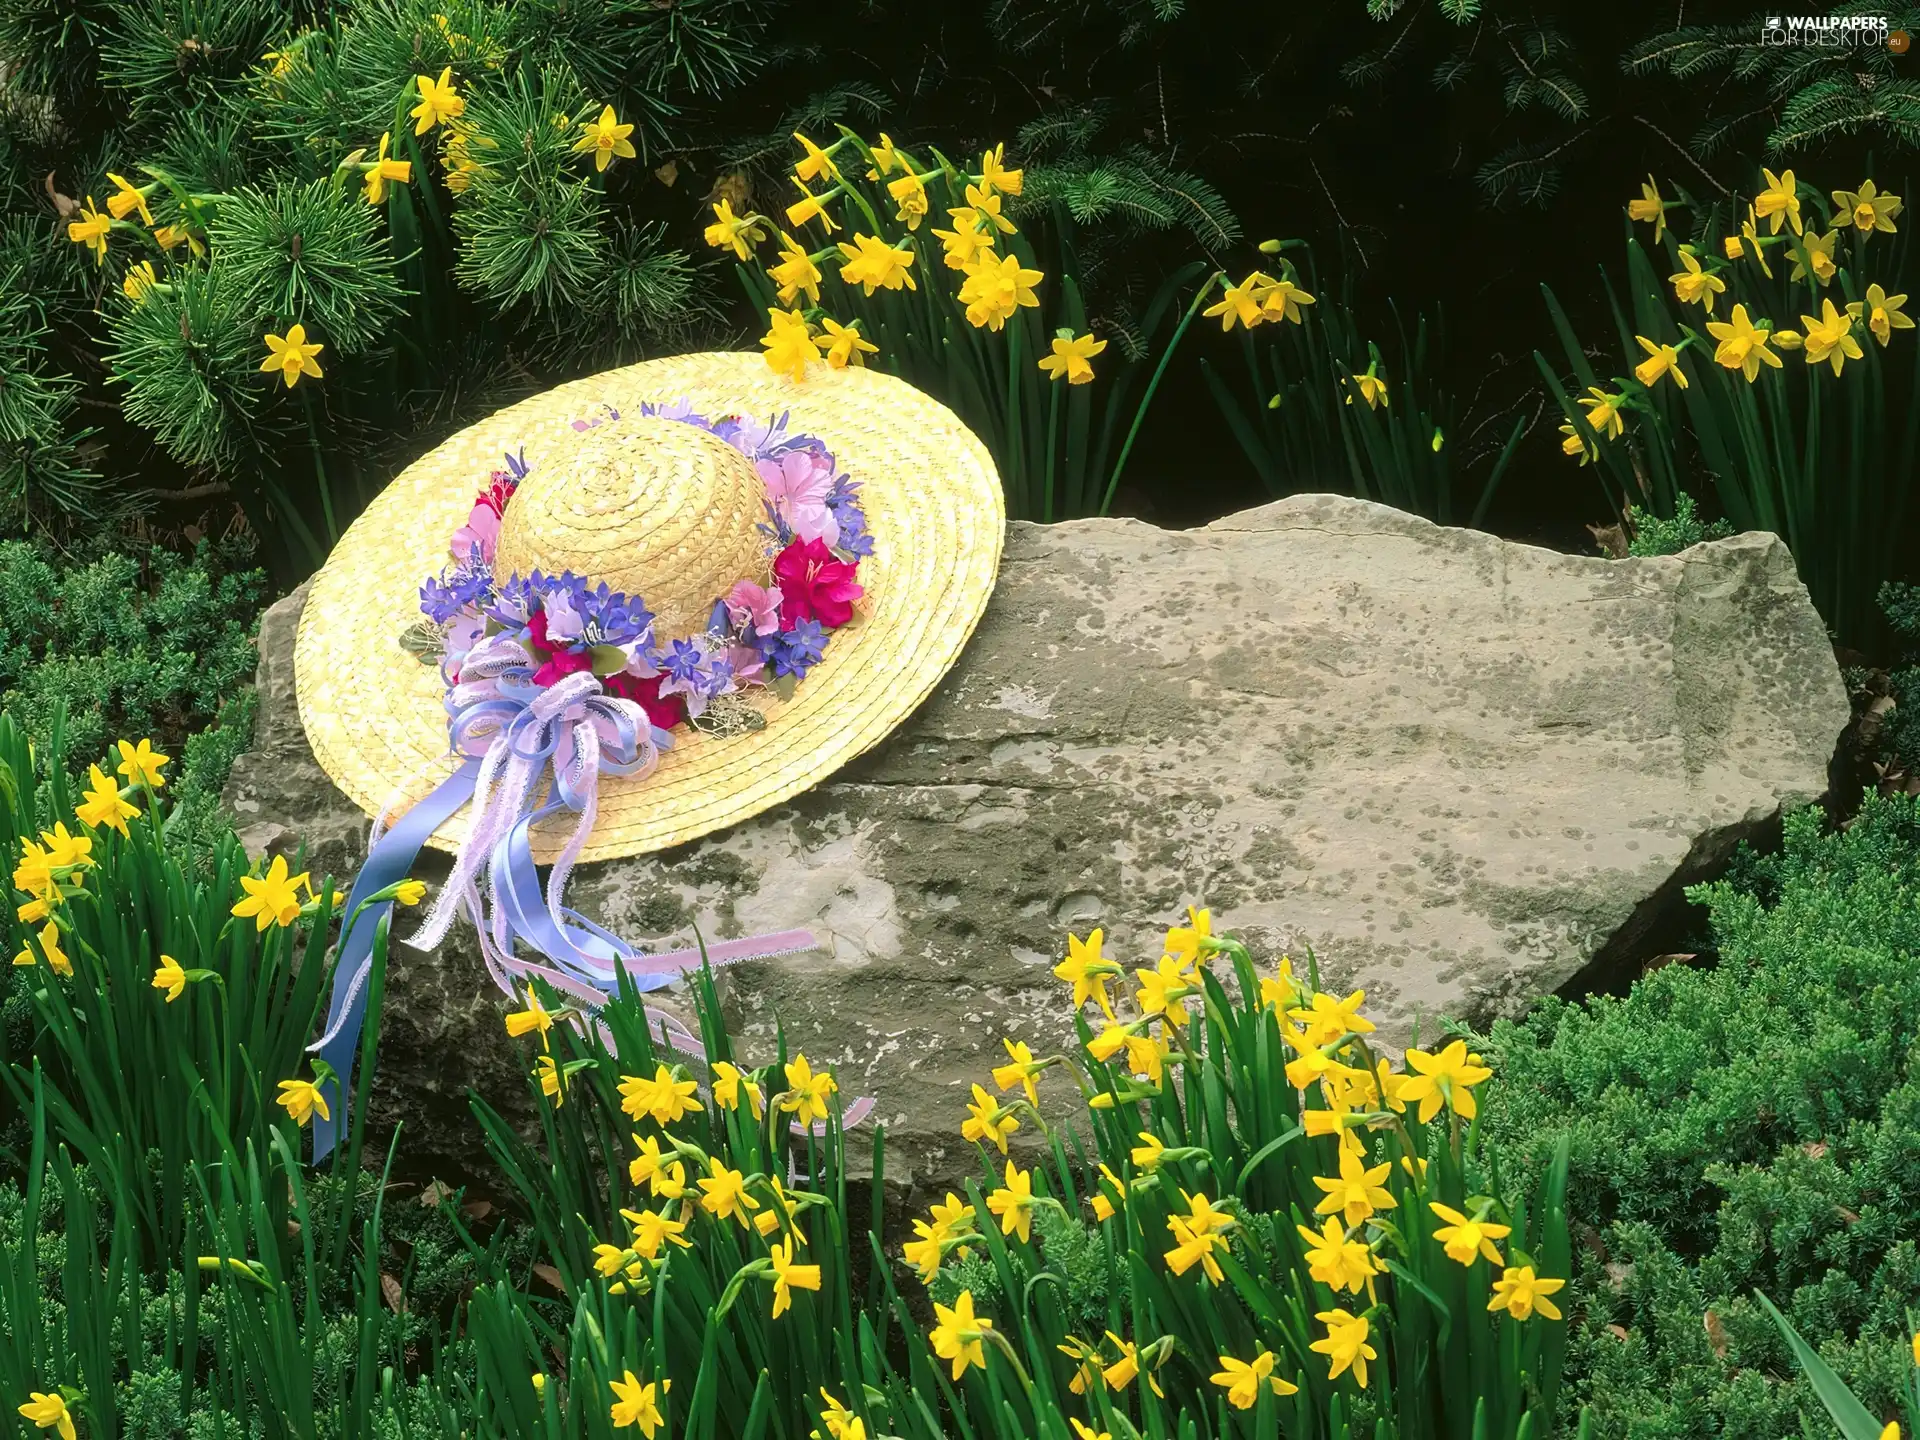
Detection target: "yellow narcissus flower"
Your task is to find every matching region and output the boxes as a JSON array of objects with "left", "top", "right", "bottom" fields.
[
  {"left": 1210, "top": 1349, "right": 1299, "bottom": 1409},
  {"left": 393, "top": 879, "right": 427, "bottom": 906},
  {"left": 780, "top": 1053, "right": 837, "bottom": 1127},
  {"left": 1487, "top": 1265, "right": 1566, "bottom": 1321},
  {"left": 536, "top": 1052, "right": 565, "bottom": 1105},
  {"left": 152, "top": 222, "right": 203, "bottom": 257},
  {"left": 1669, "top": 250, "right": 1727, "bottom": 313},
  {"left": 933, "top": 209, "right": 994, "bottom": 270},
  {"left": 1705, "top": 303, "right": 1784, "bottom": 382},
  {"left": 1723, "top": 235, "right": 1744, "bottom": 260},
  {"left": 1788, "top": 228, "right": 1838, "bottom": 286},
  {"left": 12, "top": 921, "right": 71, "bottom": 977},
  {"left": 608, "top": 1370, "right": 664, "bottom": 1434},
  {"left": 232, "top": 854, "right": 311, "bottom": 930},
  {"left": 1289, "top": 989, "right": 1375, "bottom": 1048},
  {"left": 16, "top": 1391, "right": 76, "bottom": 1440},
  {"left": 503, "top": 984, "right": 552, "bottom": 1039},
  {"left": 819, "top": 315, "right": 877, "bottom": 370},
  {"left": 887, "top": 171, "right": 930, "bottom": 230},
  {"left": 115, "top": 737, "right": 169, "bottom": 788},
  {"left": 411, "top": 66, "right": 464, "bottom": 135},
  {"left": 1770, "top": 328, "right": 1803, "bottom": 351},
  {"left": 785, "top": 178, "right": 840, "bottom": 233},
  {"left": 1164, "top": 1191, "right": 1234, "bottom": 1281},
  {"left": 961, "top": 1082, "right": 1020, "bottom": 1152},
  {"left": 1054, "top": 928, "right": 1121, "bottom": 1015},
  {"left": 67, "top": 197, "right": 111, "bottom": 265},
  {"left": 709, "top": 1060, "right": 764, "bottom": 1117},
  {"left": 1578, "top": 387, "right": 1625, "bottom": 441},
  {"left": 107, "top": 171, "right": 154, "bottom": 225},
  {"left": 818, "top": 1391, "right": 865, "bottom": 1440},
  {"left": 1398, "top": 1038, "right": 1494, "bottom": 1121},
  {"left": 836, "top": 232, "right": 916, "bottom": 294},
  {"left": 759, "top": 306, "right": 819, "bottom": 381},
  {"left": 768, "top": 231, "right": 823, "bottom": 305},
  {"left": 1311, "top": 1149, "right": 1397, "bottom": 1226},
  {"left": 1038, "top": 331, "right": 1106, "bottom": 385},
  {"left": 573, "top": 105, "right": 636, "bottom": 171},
  {"left": 1347, "top": 370, "right": 1388, "bottom": 410},
  {"left": 985, "top": 1160, "right": 1035, "bottom": 1242},
  {"left": 866, "top": 132, "right": 904, "bottom": 177},
  {"left": 1862, "top": 283, "right": 1914, "bottom": 346},
  {"left": 1297, "top": 1216, "right": 1377, "bottom": 1293},
  {"left": 1833, "top": 178, "right": 1902, "bottom": 236},
  {"left": 1627, "top": 174, "right": 1669, "bottom": 243},
  {"left": 122, "top": 259, "right": 158, "bottom": 302},
  {"left": 964, "top": 183, "right": 1017, "bottom": 235},
  {"left": 1740, "top": 207, "right": 1774, "bottom": 278},
  {"left": 1428, "top": 1201, "right": 1511, "bottom": 1266},
  {"left": 362, "top": 133, "right": 412, "bottom": 204},
  {"left": 1204, "top": 272, "right": 1268, "bottom": 331},
  {"left": 979, "top": 143, "right": 1023, "bottom": 196},
  {"left": 702, "top": 199, "right": 768, "bottom": 261},
  {"left": 1754, "top": 166, "right": 1802, "bottom": 234},
  {"left": 1258, "top": 276, "right": 1315, "bottom": 325},
  {"left": 992, "top": 1037, "right": 1047, "bottom": 1105},
  {"left": 1311, "top": 1308, "right": 1377, "bottom": 1387},
  {"left": 260, "top": 323, "right": 325, "bottom": 388},
  {"left": 152, "top": 952, "right": 187, "bottom": 1001},
  {"left": 77, "top": 762, "right": 138, "bottom": 835},
  {"left": 957, "top": 252, "right": 1042, "bottom": 331},
  {"left": 277, "top": 1076, "right": 331, "bottom": 1126},
  {"left": 1799, "top": 298, "right": 1863, "bottom": 376},
  {"left": 929, "top": 1290, "right": 992, "bottom": 1379},
  {"left": 792, "top": 131, "right": 841, "bottom": 184},
  {"left": 1634, "top": 335, "right": 1689, "bottom": 389},
  {"left": 696, "top": 1164, "right": 760, "bottom": 1225}
]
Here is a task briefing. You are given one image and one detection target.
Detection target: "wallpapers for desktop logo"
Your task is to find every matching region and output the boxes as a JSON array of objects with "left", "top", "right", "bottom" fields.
[{"left": 1761, "top": 14, "right": 1907, "bottom": 48}]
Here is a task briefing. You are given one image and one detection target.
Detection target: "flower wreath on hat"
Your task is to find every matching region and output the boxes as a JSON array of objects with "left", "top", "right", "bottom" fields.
[{"left": 307, "top": 403, "right": 880, "bottom": 1159}]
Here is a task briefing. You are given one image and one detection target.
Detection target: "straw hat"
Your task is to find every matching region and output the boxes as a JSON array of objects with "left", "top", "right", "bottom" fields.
[{"left": 294, "top": 352, "right": 1005, "bottom": 863}]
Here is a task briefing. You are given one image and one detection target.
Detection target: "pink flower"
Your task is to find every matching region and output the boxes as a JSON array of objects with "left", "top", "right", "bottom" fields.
[
  {"left": 772, "top": 538, "right": 863, "bottom": 630},
  {"left": 450, "top": 501, "right": 501, "bottom": 564},
  {"left": 526, "top": 608, "right": 592, "bottom": 687},
  {"left": 727, "top": 643, "right": 766, "bottom": 686},
  {"left": 605, "top": 670, "right": 687, "bottom": 729},
  {"left": 725, "top": 579, "right": 784, "bottom": 636},
  {"left": 758, "top": 450, "right": 839, "bottom": 546}
]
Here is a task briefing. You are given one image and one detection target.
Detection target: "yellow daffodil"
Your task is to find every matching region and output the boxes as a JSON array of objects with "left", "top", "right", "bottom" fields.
[
  {"left": 1164, "top": 1191, "right": 1234, "bottom": 1281},
  {"left": 1257, "top": 276, "right": 1315, "bottom": 325},
  {"left": 1668, "top": 250, "right": 1726, "bottom": 313},
  {"left": 1704, "top": 303, "right": 1784, "bottom": 383},
  {"left": 1722, "top": 235, "right": 1744, "bottom": 260},
  {"left": 122, "top": 259, "right": 158, "bottom": 303},
  {"left": 961, "top": 1082, "right": 1020, "bottom": 1153},
  {"left": 393, "top": 879, "right": 426, "bottom": 906},
  {"left": 152, "top": 222, "right": 202, "bottom": 256},
  {"left": 12, "top": 921, "right": 71, "bottom": 977},
  {"left": 621, "top": 1205, "right": 691, "bottom": 1259},
  {"left": 1739, "top": 207, "right": 1774, "bottom": 278},
  {"left": 1311, "top": 1148, "right": 1397, "bottom": 1226},
  {"left": 107, "top": 171, "right": 154, "bottom": 225},
  {"left": 115, "top": 737, "right": 169, "bottom": 789},
  {"left": 616, "top": 1063, "right": 703, "bottom": 1125},
  {"left": 957, "top": 251, "right": 1042, "bottom": 331},
  {"left": 780, "top": 1053, "right": 837, "bottom": 1127},
  {"left": 1398, "top": 1037, "right": 1494, "bottom": 1122},
  {"left": 1754, "top": 166, "right": 1802, "bottom": 235},
  {"left": 1770, "top": 328, "right": 1803, "bottom": 350},
  {"left": 1162, "top": 906, "right": 1211, "bottom": 965},
  {"left": 710, "top": 1060, "right": 764, "bottom": 1117},
  {"left": 78, "top": 763, "right": 138, "bottom": 835},
  {"left": 759, "top": 306, "right": 820, "bottom": 381},
  {"left": 153, "top": 952, "right": 187, "bottom": 1002},
  {"left": 817, "top": 1391, "right": 864, "bottom": 1440},
  {"left": 816, "top": 315, "right": 876, "bottom": 370},
  {"left": 504, "top": 984, "right": 552, "bottom": 1039},
  {"left": 1800, "top": 297, "right": 1863, "bottom": 376},
  {"left": 929, "top": 1290, "right": 992, "bottom": 1379},
  {"left": 703, "top": 199, "right": 769, "bottom": 261},
  {"left": 1627, "top": 174, "right": 1669, "bottom": 243},
  {"left": 1788, "top": 228, "right": 1838, "bottom": 286},
  {"left": 1863, "top": 283, "right": 1913, "bottom": 346},
  {"left": 1428, "top": 1201, "right": 1511, "bottom": 1266},
  {"left": 785, "top": 178, "right": 840, "bottom": 233},
  {"left": 1578, "top": 387, "right": 1625, "bottom": 441},
  {"left": 277, "top": 1076, "right": 331, "bottom": 1126},
  {"left": 1289, "top": 989, "right": 1375, "bottom": 1048},
  {"left": 573, "top": 105, "right": 636, "bottom": 171},
  {"left": 766, "top": 1236, "right": 821, "bottom": 1315},
  {"left": 16, "top": 1391, "right": 76, "bottom": 1440},
  {"left": 1053, "top": 927, "right": 1120, "bottom": 1016},
  {"left": 1311, "top": 1308, "right": 1377, "bottom": 1387},
  {"left": 964, "top": 183, "right": 1017, "bottom": 235},
  {"left": 1135, "top": 953, "right": 1199, "bottom": 1026},
  {"left": 986, "top": 1160, "right": 1035, "bottom": 1242},
  {"left": 39, "top": 822, "right": 91, "bottom": 871},
  {"left": 1210, "top": 1349, "right": 1299, "bottom": 1409},
  {"left": 411, "top": 66, "right": 464, "bottom": 135},
  {"left": 836, "top": 232, "right": 916, "bottom": 294},
  {"left": 1833, "top": 178, "right": 1902, "bottom": 236},
  {"left": 1204, "top": 272, "right": 1267, "bottom": 331},
  {"left": 866, "top": 133, "right": 904, "bottom": 177},
  {"left": 1297, "top": 1216, "right": 1377, "bottom": 1293},
  {"left": 792, "top": 131, "right": 842, "bottom": 183},
  {"left": 232, "top": 854, "right": 310, "bottom": 929},
  {"left": 991, "top": 1037, "right": 1046, "bottom": 1106},
  {"left": 67, "top": 197, "right": 111, "bottom": 265},
  {"left": 933, "top": 209, "right": 994, "bottom": 270},
  {"left": 537, "top": 1053, "right": 564, "bottom": 1105},
  {"left": 608, "top": 1370, "right": 664, "bottom": 1434},
  {"left": 1069, "top": 1421, "right": 1109, "bottom": 1440},
  {"left": 696, "top": 1163, "right": 759, "bottom": 1225},
  {"left": 768, "top": 231, "right": 822, "bottom": 305},
  {"left": 1633, "top": 335, "right": 1689, "bottom": 389},
  {"left": 362, "top": 132, "right": 412, "bottom": 204},
  {"left": 1347, "top": 369, "right": 1387, "bottom": 410},
  {"left": 979, "top": 143, "right": 1023, "bottom": 197},
  {"left": 1487, "top": 1264, "right": 1565, "bottom": 1321},
  {"left": 887, "top": 170, "right": 930, "bottom": 230},
  {"left": 259, "top": 323, "right": 326, "bottom": 387}
]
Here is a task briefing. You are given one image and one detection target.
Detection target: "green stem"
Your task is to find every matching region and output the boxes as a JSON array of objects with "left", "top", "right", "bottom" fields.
[
  {"left": 1042, "top": 376, "right": 1062, "bottom": 524},
  {"left": 1006, "top": 318, "right": 1025, "bottom": 517},
  {"left": 299, "top": 388, "right": 337, "bottom": 546},
  {"left": 1099, "top": 273, "right": 1221, "bottom": 516}
]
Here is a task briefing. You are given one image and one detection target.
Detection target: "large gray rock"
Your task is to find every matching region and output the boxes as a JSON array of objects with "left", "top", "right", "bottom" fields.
[{"left": 227, "top": 494, "right": 1850, "bottom": 1185}]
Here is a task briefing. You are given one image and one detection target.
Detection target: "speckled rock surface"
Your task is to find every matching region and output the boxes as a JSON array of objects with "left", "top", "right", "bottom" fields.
[{"left": 227, "top": 494, "right": 1850, "bottom": 1185}]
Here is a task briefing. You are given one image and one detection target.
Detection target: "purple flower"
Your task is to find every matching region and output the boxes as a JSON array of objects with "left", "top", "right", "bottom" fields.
[
  {"left": 420, "top": 559, "right": 493, "bottom": 624},
  {"left": 503, "top": 448, "right": 531, "bottom": 480},
  {"left": 758, "top": 449, "right": 839, "bottom": 546},
  {"left": 659, "top": 639, "right": 707, "bottom": 690},
  {"left": 725, "top": 579, "right": 784, "bottom": 636},
  {"left": 771, "top": 617, "right": 828, "bottom": 679},
  {"left": 639, "top": 397, "right": 709, "bottom": 425},
  {"left": 728, "top": 642, "right": 766, "bottom": 685},
  {"left": 542, "top": 587, "right": 585, "bottom": 643}
]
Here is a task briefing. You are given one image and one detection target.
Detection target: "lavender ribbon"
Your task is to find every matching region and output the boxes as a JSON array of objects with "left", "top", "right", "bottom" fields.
[{"left": 306, "top": 632, "right": 816, "bottom": 1163}]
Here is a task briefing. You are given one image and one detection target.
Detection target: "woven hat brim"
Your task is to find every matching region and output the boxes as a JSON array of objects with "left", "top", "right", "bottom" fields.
[{"left": 294, "top": 353, "right": 1005, "bottom": 863}]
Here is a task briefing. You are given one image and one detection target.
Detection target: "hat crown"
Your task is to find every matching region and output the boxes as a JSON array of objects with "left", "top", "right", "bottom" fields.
[{"left": 492, "top": 415, "right": 771, "bottom": 642}]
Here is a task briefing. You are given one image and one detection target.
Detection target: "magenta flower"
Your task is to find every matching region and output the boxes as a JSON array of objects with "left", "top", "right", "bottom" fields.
[
  {"left": 772, "top": 538, "right": 863, "bottom": 629},
  {"left": 526, "top": 608, "right": 592, "bottom": 687},
  {"left": 726, "top": 579, "right": 784, "bottom": 636},
  {"left": 758, "top": 450, "right": 839, "bottom": 546}
]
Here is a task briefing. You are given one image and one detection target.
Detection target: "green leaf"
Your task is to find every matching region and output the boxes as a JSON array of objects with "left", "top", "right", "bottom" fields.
[{"left": 1756, "top": 1292, "right": 1886, "bottom": 1440}]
